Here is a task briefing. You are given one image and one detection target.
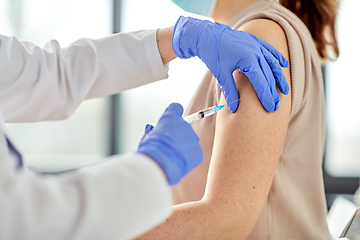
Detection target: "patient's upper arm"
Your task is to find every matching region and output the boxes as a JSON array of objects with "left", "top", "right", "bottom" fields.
[{"left": 203, "top": 19, "right": 292, "bottom": 238}]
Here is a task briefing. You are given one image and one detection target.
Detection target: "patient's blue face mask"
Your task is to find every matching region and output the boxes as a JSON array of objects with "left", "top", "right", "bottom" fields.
[{"left": 171, "top": 0, "right": 217, "bottom": 17}]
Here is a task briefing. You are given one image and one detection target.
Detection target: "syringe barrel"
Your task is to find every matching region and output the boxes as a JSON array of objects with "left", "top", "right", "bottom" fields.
[
  {"left": 184, "top": 107, "right": 216, "bottom": 124},
  {"left": 202, "top": 107, "right": 216, "bottom": 118},
  {"left": 184, "top": 112, "right": 202, "bottom": 123}
]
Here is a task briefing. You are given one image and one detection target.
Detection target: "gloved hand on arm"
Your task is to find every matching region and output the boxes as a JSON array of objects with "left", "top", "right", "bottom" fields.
[
  {"left": 137, "top": 103, "right": 203, "bottom": 185},
  {"left": 172, "top": 16, "right": 289, "bottom": 113}
]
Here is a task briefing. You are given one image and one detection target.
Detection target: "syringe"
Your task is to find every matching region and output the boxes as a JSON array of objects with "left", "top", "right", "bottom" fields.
[
  {"left": 184, "top": 105, "right": 225, "bottom": 124},
  {"left": 183, "top": 99, "right": 241, "bottom": 124}
]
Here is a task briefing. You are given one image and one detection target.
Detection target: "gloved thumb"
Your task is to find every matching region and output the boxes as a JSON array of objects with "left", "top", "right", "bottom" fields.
[
  {"left": 219, "top": 74, "right": 239, "bottom": 113},
  {"left": 164, "top": 103, "right": 184, "bottom": 117},
  {"left": 140, "top": 124, "right": 154, "bottom": 142}
]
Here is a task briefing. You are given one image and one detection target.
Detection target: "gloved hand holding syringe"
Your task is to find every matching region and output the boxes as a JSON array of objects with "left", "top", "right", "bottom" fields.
[{"left": 184, "top": 99, "right": 241, "bottom": 124}]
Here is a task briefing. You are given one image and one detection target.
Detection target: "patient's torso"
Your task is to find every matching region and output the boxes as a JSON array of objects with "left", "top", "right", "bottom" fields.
[{"left": 171, "top": 1, "right": 331, "bottom": 239}]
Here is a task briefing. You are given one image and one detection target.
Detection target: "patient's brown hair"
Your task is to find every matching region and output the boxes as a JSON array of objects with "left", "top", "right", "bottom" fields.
[{"left": 280, "top": 0, "right": 340, "bottom": 60}]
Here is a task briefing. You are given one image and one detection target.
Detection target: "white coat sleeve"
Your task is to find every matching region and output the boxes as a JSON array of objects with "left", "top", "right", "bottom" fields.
[
  {"left": 0, "top": 30, "right": 169, "bottom": 122},
  {"left": 0, "top": 153, "right": 172, "bottom": 240}
]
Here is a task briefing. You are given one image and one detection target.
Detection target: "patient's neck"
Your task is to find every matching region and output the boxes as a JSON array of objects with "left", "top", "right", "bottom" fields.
[{"left": 212, "top": 0, "right": 262, "bottom": 24}]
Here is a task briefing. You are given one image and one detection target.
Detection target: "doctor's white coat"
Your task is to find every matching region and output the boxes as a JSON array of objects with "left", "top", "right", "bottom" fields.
[{"left": 0, "top": 30, "right": 173, "bottom": 240}]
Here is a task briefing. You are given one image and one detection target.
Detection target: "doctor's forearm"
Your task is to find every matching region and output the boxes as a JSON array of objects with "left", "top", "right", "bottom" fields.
[{"left": 156, "top": 27, "right": 177, "bottom": 65}]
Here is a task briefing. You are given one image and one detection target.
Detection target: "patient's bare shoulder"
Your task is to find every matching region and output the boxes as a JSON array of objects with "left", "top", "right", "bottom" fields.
[{"left": 238, "top": 18, "right": 289, "bottom": 59}]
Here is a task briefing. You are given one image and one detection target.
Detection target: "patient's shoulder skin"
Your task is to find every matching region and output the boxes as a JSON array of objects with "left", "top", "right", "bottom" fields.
[{"left": 202, "top": 18, "right": 292, "bottom": 238}]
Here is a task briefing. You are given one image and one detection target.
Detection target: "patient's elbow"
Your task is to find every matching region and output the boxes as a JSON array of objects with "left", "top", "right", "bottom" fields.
[{"left": 204, "top": 199, "right": 255, "bottom": 240}]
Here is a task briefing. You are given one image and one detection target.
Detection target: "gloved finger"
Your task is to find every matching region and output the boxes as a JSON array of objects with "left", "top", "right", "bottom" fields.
[
  {"left": 258, "top": 38, "right": 289, "bottom": 68},
  {"left": 218, "top": 73, "right": 240, "bottom": 113},
  {"left": 242, "top": 63, "right": 275, "bottom": 112},
  {"left": 261, "top": 47, "right": 289, "bottom": 95},
  {"left": 165, "top": 103, "right": 184, "bottom": 117},
  {"left": 140, "top": 124, "right": 154, "bottom": 141},
  {"left": 259, "top": 54, "right": 280, "bottom": 111}
]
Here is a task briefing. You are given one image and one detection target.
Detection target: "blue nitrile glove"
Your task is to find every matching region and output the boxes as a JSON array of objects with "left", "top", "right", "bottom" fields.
[
  {"left": 137, "top": 103, "right": 203, "bottom": 185},
  {"left": 172, "top": 16, "right": 289, "bottom": 113}
]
